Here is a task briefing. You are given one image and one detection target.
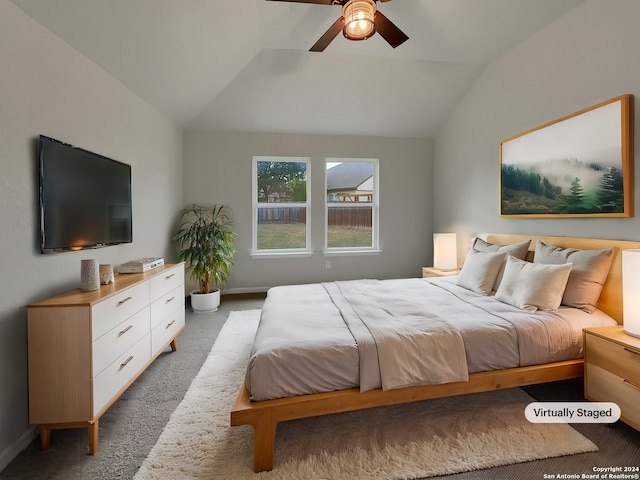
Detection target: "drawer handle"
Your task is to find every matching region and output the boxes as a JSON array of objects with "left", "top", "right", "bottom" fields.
[
  {"left": 165, "top": 274, "right": 175, "bottom": 280},
  {"left": 118, "top": 296, "right": 133, "bottom": 306},
  {"left": 166, "top": 320, "right": 176, "bottom": 329},
  {"left": 120, "top": 355, "right": 134, "bottom": 369},
  {"left": 118, "top": 325, "right": 133, "bottom": 336},
  {"left": 624, "top": 347, "right": 639, "bottom": 356},
  {"left": 623, "top": 378, "right": 640, "bottom": 391},
  {"left": 165, "top": 296, "right": 175, "bottom": 304}
]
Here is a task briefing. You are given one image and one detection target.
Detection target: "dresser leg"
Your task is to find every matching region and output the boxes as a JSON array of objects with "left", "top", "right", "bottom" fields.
[
  {"left": 88, "top": 421, "right": 98, "bottom": 455},
  {"left": 39, "top": 425, "right": 51, "bottom": 450},
  {"left": 170, "top": 338, "right": 178, "bottom": 352}
]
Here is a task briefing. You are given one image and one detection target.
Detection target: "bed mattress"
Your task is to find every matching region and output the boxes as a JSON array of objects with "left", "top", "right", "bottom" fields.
[{"left": 245, "top": 277, "right": 616, "bottom": 401}]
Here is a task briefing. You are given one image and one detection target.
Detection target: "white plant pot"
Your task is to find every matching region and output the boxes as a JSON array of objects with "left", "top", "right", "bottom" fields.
[{"left": 190, "top": 289, "right": 220, "bottom": 312}]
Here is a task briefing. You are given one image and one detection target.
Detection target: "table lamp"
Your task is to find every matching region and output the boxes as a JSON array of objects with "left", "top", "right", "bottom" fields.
[{"left": 433, "top": 233, "right": 457, "bottom": 271}]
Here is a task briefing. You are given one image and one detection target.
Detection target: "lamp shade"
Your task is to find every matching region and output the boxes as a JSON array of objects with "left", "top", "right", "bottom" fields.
[
  {"left": 433, "top": 233, "right": 457, "bottom": 271},
  {"left": 342, "top": 0, "right": 376, "bottom": 40},
  {"left": 623, "top": 249, "right": 640, "bottom": 337}
]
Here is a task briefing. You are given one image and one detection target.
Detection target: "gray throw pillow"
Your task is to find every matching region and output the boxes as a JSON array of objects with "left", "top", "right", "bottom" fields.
[{"left": 534, "top": 241, "right": 614, "bottom": 313}]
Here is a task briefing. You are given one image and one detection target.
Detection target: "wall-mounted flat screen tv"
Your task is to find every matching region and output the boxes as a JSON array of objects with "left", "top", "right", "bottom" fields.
[{"left": 39, "top": 135, "right": 133, "bottom": 253}]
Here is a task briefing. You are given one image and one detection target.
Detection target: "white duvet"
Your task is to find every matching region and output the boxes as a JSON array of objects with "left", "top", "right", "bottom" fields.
[{"left": 245, "top": 277, "right": 617, "bottom": 401}]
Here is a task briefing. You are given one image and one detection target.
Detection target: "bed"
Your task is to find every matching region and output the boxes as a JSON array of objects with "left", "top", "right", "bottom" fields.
[{"left": 231, "top": 234, "right": 640, "bottom": 472}]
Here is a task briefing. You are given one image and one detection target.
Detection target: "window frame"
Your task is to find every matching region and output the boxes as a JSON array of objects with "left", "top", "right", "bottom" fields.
[
  {"left": 251, "top": 156, "right": 312, "bottom": 258},
  {"left": 324, "top": 157, "right": 380, "bottom": 256}
]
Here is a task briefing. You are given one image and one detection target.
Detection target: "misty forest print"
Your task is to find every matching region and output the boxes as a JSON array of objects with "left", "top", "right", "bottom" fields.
[
  {"left": 501, "top": 158, "right": 624, "bottom": 215},
  {"left": 500, "top": 96, "right": 631, "bottom": 217}
]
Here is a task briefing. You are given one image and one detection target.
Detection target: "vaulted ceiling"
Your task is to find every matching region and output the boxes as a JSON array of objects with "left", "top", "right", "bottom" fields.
[{"left": 11, "top": 0, "right": 585, "bottom": 138}]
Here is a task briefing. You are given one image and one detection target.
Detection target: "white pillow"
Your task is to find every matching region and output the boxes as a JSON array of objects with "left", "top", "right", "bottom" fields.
[
  {"left": 472, "top": 238, "right": 531, "bottom": 290},
  {"left": 456, "top": 249, "right": 506, "bottom": 295},
  {"left": 495, "top": 256, "right": 572, "bottom": 312}
]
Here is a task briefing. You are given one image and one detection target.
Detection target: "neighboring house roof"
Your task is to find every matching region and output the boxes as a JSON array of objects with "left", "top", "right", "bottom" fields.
[{"left": 326, "top": 163, "right": 373, "bottom": 191}]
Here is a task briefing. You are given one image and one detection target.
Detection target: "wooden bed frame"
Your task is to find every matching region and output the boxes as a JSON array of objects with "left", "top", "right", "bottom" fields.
[{"left": 231, "top": 234, "right": 640, "bottom": 472}]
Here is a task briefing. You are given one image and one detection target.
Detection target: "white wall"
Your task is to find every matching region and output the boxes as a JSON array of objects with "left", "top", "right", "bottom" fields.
[
  {"left": 183, "top": 130, "right": 433, "bottom": 291},
  {"left": 0, "top": 1, "right": 183, "bottom": 468},
  {"left": 434, "top": 0, "right": 640, "bottom": 260}
]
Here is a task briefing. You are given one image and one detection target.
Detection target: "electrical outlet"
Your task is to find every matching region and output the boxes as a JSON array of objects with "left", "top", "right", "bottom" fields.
[{"left": 325, "top": 260, "right": 331, "bottom": 269}]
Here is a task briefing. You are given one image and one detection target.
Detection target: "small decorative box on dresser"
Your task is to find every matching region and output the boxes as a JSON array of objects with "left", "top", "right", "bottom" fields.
[
  {"left": 27, "top": 263, "right": 185, "bottom": 454},
  {"left": 422, "top": 266, "right": 461, "bottom": 278},
  {"left": 584, "top": 326, "right": 640, "bottom": 431}
]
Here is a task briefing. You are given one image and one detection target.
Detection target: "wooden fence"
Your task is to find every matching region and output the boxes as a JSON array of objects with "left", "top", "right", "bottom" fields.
[
  {"left": 327, "top": 207, "right": 372, "bottom": 230},
  {"left": 258, "top": 206, "right": 371, "bottom": 229},
  {"left": 258, "top": 207, "right": 306, "bottom": 224}
]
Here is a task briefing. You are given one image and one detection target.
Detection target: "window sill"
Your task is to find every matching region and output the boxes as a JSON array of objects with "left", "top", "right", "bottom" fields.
[
  {"left": 323, "top": 249, "right": 382, "bottom": 257},
  {"left": 250, "top": 251, "right": 314, "bottom": 259}
]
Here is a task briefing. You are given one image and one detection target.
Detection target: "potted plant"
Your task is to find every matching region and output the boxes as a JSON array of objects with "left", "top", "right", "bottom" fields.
[{"left": 173, "top": 204, "right": 237, "bottom": 312}]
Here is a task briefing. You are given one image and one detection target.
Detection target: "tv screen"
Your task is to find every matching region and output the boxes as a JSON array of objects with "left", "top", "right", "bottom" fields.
[{"left": 39, "top": 135, "right": 133, "bottom": 253}]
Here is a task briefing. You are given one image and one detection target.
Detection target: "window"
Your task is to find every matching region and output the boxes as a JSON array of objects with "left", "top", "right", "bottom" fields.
[
  {"left": 325, "top": 158, "right": 379, "bottom": 253},
  {"left": 252, "top": 157, "right": 310, "bottom": 255}
]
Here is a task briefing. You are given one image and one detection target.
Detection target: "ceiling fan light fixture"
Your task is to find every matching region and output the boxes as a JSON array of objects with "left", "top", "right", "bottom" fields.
[{"left": 342, "top": 0, "right": 376, "bottom": 41}]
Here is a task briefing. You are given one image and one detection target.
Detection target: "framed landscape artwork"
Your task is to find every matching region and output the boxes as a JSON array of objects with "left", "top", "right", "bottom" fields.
[{"left": 500, "top": 94, "right": 634, "bottom": 218}]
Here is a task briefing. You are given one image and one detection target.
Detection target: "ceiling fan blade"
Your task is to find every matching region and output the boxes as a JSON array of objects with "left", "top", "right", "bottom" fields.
[
  {"left": 374, "top": 11, "right": 408, "bottom": 48},
  {"left": 310, "top": 16, "right": 345, "bottom": 52},
  {"left": 266, "top": 0, "right": 337, "bottom": 5}
]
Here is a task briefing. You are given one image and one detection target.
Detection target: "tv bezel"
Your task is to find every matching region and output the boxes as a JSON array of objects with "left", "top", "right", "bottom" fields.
[{"left": 38, "top": 135, "right": 133, "bottom": 254}]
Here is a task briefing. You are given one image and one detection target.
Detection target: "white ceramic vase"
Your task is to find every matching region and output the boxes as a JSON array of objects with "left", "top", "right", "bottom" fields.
[
  {"left": 190, "top": 289, "right": 220, "bottom": 312},
  {"left": 80, "top": 259, "right": 100, "bottom": 291}
]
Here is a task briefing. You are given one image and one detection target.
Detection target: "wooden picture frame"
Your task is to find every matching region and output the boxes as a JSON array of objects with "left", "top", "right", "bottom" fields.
[{"left": 500, "top": 94, "right": 634, "bottom": 218}]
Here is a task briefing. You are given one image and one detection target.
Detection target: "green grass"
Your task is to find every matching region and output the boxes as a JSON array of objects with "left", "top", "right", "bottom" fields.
[
  {"left": 257, "top": 223, "right": 306, "bottom": 249},
  {"left": 257, "top": 223, "right": 371, "bottom": 249},
  {"left": 327, "top": 226, "right": 372, "bottom": 248}
]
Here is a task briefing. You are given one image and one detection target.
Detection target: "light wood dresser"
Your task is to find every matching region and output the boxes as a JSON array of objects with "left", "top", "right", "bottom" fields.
[
  {"left": 584, "top": 325, "right": 640, "bottom": 431},
  {"left": 27, "top": 263, "right": 185, "bottom": 454}
]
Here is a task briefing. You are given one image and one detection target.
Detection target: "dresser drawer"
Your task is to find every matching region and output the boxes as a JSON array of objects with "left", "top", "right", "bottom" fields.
[
  {"left": 151, "top": 308, "right": 185, "bottom": 355},
  {"left": 586, "top": 363, "right": 640, "bottom": 430},
  {"left": 93, "top": 334, "right": 151, "bottom": 415},
  {"left": 92, "top": 282, "right": 150, "bottom": 341},
  {"left": 585, "top": 333, "right": 640, "bottom": 386},
  {"left": 150, "top": 285, "right": 185, "bottom": 330},
  {"left": 150, "top": 264, "right": 184, "bottom": 300},
  {"left": 93, "top": 306, "right": 150, "bottom": 377}
]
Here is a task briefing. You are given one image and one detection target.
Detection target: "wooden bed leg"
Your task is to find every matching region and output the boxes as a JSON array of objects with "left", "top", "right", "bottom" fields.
[
  {"left": 39, "top": 425, "right": 51, "bottom": 450},
  {"left": 253, "top": 417, "right": 277, "bottom": 472}
]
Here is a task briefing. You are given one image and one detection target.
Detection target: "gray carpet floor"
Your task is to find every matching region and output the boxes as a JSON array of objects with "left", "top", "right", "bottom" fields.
[{"left": 1, "top": 293, "right": 638, "bottom": 480}]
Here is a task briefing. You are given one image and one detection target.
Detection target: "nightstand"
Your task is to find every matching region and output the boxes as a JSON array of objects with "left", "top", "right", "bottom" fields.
[
  {"left": 422, "top": 266, "right": 460, "bottom": 278},
  {"left": 584, "top": 326, "right": 640, "bottom": 431}
]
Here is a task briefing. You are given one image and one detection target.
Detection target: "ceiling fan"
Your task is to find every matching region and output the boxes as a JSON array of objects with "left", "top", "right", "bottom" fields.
[{"left": 268, "top": 0, "right": 409, "bottom": 52}]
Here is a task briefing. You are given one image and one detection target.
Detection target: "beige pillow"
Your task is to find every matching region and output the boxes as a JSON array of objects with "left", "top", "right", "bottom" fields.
[
  {"left": 456, "top": 249, "right": 506, "bottom": 295},
  {"left": 472, "top": 238, "right": 532, "bottom": 290},
  {"left": 473, "top": 238, "right": 531, "bottom": 259},
  {"left": 495, "top": 256, "right": 572, "bottom": 312},
  {"left": 534, "top": 241, "right": 614, "bottom": 313}
]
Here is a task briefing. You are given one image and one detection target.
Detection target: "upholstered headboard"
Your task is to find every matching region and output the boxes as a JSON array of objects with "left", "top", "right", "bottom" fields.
[{"left": 480, "top": 233, "right": 640, "bottom": 324}]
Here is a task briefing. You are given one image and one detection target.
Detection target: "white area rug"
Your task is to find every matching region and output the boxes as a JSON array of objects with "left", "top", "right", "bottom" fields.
[{"left": 134, "top": 310, "right": 598, "bottom": 480}]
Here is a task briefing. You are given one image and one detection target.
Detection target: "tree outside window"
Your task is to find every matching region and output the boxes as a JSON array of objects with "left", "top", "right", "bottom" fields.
[{"left": 253, "top": 157, "right": 310, "bottom": 252}]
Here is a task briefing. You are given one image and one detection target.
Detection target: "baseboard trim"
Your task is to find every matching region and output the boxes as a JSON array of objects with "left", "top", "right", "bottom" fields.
[
  {"left": 0, "top": 425, "right": 38, "bottom": 472},
  {"left": 222, "top": 287, "right": 269, "bottom": 295}
]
